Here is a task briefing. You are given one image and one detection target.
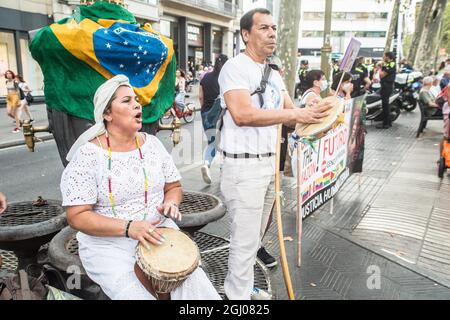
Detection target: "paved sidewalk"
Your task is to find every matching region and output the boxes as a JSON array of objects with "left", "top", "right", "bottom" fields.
[
  {"left": 0, "top": 103, "right": 52, "bottom": 149},
  {"left": 181, "top": 108, "right": 450, "bottom": 299}
]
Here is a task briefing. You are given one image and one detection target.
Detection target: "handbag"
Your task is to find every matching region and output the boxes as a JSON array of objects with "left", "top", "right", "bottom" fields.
[
  {"left": 203, "top": 97, "right": 222, "bottom": 130},
  {"left": 0, "top": 269, "right": 47, "bottom": 300},
  {"left": 0, "top": 264, "right": 73, "bottom": 300},
  {"left": 26, "top": 92, "right": 34, "bottom": 104}
]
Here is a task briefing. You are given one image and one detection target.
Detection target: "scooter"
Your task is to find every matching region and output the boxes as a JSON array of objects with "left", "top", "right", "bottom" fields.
[
  {"left": 365, "top": 89, "right": 402, "bottom": 122},
  {"left": 395, "top": 71, "right": 423, "bottom": 112}
]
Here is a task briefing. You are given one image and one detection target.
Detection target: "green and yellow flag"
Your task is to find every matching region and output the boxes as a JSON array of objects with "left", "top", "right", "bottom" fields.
[{"left": 30, "top": 1, "right": 175, "bottom": 123}]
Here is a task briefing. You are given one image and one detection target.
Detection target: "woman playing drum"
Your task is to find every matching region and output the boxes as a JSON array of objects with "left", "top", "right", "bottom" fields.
[{"left": 60, "top": 75, "right": 220, "bottom": 300}]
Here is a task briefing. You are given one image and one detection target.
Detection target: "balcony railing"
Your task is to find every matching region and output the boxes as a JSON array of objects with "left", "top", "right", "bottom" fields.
[{"left": 163, "top": 0, "right": 238, "bottom": 17}]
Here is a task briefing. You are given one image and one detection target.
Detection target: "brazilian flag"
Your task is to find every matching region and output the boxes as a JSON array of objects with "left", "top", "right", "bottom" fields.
[{"left": 30, "top": 1, "right": 176, "bottom": 123}]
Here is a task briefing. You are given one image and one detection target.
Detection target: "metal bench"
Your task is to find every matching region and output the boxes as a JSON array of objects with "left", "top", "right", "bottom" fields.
[{"left": 416, "top": 100, "right": 443, "bottom": 138}]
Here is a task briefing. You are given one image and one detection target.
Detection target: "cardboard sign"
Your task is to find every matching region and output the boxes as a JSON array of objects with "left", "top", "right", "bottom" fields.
[
  {"left": 292, "top": 95, "right": 367, "bottom": 218},
  {"left": 339, "top": 38, "right": 362, "bottom": 73}
]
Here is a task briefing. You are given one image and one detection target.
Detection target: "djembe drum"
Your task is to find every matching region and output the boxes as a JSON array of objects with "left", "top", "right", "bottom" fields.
[
  {"left": 295, "top": 96, "right": 344, "bottom": 138},
  {"left": 135, "top": 228, "right": 200, "bottom": 297}
]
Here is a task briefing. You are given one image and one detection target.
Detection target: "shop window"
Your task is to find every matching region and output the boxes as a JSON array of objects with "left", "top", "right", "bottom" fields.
[
  {"left": 20, "top": 38, "right": 44, "bottom": 96},
  {"left": 213, "top": 30, "right": 222, "bottom": 55},
  {"left": 0, "top": 31, "right": 17, "bottom": 97}
]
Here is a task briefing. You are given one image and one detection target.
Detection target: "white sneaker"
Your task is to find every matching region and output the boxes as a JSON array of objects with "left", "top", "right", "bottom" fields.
[
  {"left": 201, "top": 164, "right": 212, "bottom": 184},
  {"left": 251, "top": 287, "right": 272, "bottom": 300}
]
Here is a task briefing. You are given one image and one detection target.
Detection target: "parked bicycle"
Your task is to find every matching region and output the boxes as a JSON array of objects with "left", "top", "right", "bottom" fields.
[{"left": 159, "top": 100, "right": 196, "bottom": 125}]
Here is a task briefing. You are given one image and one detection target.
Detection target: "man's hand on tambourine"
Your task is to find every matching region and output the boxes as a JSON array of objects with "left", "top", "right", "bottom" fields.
[
  {"left": 293, "top": 99, "right": 333, "bottom": 124},
  {"left": 128, "top": 219, "right": 166, "bottom": 248}
]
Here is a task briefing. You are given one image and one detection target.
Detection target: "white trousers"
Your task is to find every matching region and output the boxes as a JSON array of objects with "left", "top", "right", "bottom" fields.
[{"left": 220, "top": 156, "right": 275, "bottom": 300}]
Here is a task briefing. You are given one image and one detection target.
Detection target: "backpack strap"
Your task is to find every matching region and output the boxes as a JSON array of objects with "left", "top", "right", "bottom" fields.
[
  {"left": 216, "top": 63, "right": 274, "bottom": 153},
  {"left": 251, "top": 64, "right": 273, "bottom": 108},
  {"left": 18, "top": 270, "right": 33, "bottom": 300},
  {"left": 300, "top": 89, "right": 316, "bottom": 108}
]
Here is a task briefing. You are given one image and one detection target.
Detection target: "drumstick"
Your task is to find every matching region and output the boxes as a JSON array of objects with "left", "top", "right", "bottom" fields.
[{"left": 275, "top": 93, "right": 295, "bottom": 300}]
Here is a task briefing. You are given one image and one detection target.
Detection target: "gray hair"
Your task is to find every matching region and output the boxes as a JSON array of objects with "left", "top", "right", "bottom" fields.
[{"left": 423, "top": 76, "right": 433, "bottom": 85}]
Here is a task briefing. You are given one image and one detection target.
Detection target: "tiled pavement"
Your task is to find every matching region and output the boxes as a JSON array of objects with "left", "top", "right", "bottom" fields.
[{"left": 181, "top": 108, "right": 450, "bottom": 300}]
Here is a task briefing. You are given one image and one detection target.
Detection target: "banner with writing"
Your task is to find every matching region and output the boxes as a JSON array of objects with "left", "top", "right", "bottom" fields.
[{"left": 293, "top": 95, "right": 366, "bottom": 218}]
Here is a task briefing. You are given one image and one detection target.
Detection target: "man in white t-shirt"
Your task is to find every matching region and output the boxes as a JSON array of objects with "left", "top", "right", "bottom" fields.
[{"left": 218, "top": 8, "right": 332, "bottom": 300}]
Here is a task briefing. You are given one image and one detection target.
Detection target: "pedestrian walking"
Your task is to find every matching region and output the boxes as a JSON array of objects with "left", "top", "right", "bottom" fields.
[
  {"left": 4, "top": 70, "right": 21, "bottom": 133},
  {"left": 16, "top": 75, "right": 34, "bottom": 123},
  {"left": 199, "top": 54, "right": 228, "bottom": 184}
]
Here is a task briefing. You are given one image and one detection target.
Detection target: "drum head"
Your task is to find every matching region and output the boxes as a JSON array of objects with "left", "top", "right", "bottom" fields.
[
  {"left": 295, "top": 96, "right": 344, "bottom": 137},
  {"left": 136, "top": 228, "right": 200, "bottom": 278}
]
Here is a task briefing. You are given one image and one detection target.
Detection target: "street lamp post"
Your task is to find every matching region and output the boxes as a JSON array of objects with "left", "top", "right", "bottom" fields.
[{"left": 321, "top": 0, "right": 333, "bottom": 83}]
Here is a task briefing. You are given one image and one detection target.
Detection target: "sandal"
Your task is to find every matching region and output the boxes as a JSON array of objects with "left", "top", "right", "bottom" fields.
[{"left": 32, "top": 196, "right": 48, "bottom": 207}]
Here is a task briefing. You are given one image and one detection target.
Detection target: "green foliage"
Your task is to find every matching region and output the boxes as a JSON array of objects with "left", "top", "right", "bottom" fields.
[{"left": 440, "top": 1, "right": 450, "bottom": 56}]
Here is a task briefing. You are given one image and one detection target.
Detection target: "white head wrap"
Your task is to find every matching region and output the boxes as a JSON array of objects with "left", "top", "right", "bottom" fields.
[{"left": 66, "top": 74, "right": 132, "bottom": 161}]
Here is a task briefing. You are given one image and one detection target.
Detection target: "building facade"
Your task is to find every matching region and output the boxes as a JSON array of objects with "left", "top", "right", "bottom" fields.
[
  {"left": 159, "top": 0, "right": 241, "bottom": 72},
  {"left": 243, "top": 0, "right": 395, "bottom": 68},
  {"left": 0, "top": 0, "right": 53, "bottom": 98},
  {"left": 299, "top": 0, "right": 394, "bottom": 60},
  {"left": 0, "top": 0, "right": 243, "bottom": 100}
]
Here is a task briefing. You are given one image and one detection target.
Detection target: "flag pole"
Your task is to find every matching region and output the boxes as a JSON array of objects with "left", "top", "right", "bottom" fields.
[{"left": 275, "top": 95, "right": 295, "bottom": 300}]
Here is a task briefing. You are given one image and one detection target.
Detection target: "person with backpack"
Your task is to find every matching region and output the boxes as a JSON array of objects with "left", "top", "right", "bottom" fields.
[
  {"left": 299, "top": 69, "right": 328, "bottom": 108},
  {"left": 4, "top": 70, "right": 21, "bottom": 133},
  {"left": 16, "top": 75, "right": 34, "bottom": 124},
  {"left": 218, "top": 8, "right": 332, "bottom": 300},
  {"left": 199, "top": 54, "right": 228, "bottom": 184}
]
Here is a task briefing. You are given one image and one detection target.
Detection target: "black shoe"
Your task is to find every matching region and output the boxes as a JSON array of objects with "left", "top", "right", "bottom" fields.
[
  {"left": 375, "top": 124, "right": 390, "bottom": 129},
  {"left": 257, "top": 247, "right": 278, "bottom": 268}
]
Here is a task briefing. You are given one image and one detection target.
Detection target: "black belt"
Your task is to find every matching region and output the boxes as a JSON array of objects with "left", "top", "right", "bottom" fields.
[{"left": 222, "top": 151, "right": 274, "bottom": 159}]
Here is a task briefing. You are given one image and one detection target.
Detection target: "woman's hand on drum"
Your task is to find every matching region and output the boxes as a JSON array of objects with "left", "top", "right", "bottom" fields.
[
  {"left": 128, "top": 219, "right": 166, "bottom": 248},
  {"left": 294, "top": 99, "right": 333, "bottom": 124},
  {"left": 157, "top": 201, "right": 182, "bottom": 221}
]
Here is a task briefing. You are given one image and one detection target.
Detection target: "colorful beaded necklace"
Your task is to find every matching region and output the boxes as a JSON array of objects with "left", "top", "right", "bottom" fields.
[{"left": 105, "top": 132, "right": 148, "bottom": 219}]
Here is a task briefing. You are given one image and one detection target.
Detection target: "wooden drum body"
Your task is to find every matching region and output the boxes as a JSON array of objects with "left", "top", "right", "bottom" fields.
[{"left": 135, "top": 228, "right": 200, "bottom": 294}]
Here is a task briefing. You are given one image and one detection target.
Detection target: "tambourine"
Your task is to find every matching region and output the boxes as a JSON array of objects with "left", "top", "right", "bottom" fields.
[{"left": 294, "top": 96, "right": 344, "bottom": 139}]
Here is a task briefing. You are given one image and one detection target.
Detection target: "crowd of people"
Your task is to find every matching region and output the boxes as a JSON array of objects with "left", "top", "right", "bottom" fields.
[{"left": 2, "top": 6, "right": 450, "bottom": 302}]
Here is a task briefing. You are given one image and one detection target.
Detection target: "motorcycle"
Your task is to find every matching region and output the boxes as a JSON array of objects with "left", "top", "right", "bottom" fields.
[
  {"left": 365, "top": 89, "right": 402, "bottom": 123},
  {"left": 395, "top": 71, "right": 423, "bottom": 112}
]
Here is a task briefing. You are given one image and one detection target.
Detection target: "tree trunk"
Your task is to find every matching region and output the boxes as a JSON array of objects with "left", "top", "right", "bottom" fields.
[
  {"left": 385, "top": 0, "right": 401, "bottom": 53},
  {"left": 277, "top": 0, "right": 301, "bottom": 99},
  {"left": 408, "top": 0, "right": 435, "bottom": 65},
  {"left": 414, "top": 0, "right": 447, "bottom": 72}
]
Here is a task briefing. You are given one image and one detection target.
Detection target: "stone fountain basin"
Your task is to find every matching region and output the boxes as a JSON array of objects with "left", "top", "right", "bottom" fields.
[
  {"left": 175, "top": 191, "right": 226, "bottom": 228},
  {"left": 0, "top": 200, "right": 67, "bottom": 251}
]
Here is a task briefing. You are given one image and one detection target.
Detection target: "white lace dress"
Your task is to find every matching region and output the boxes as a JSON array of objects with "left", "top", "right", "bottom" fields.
[{"left": 60, "top": 133, "right": 221, "bottom": 300}]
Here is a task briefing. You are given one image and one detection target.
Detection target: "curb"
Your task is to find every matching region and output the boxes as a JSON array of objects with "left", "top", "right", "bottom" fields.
[{"left": 0, "top": 134, "right": 54, "bottom": 150}]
